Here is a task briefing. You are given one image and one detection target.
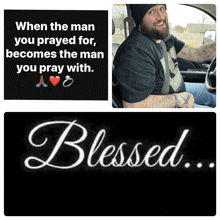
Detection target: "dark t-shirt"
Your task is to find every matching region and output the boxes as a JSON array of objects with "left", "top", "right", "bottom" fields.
[{"left": 113, "top": 28, "right": 186, "bottom": 103}]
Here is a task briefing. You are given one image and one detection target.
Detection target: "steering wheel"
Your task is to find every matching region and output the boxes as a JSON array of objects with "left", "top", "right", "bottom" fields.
[{"left": 205, "top": 57, "right": 216, "bottom": 94}]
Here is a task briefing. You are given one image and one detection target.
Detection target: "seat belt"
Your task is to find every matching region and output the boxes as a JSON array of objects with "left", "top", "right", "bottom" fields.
[{"left": 160, "top": 41, "right": 170, "bottom": 95}]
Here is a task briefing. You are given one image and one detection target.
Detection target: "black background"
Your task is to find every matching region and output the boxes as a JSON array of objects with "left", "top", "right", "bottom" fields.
[
  {"left": 4, "top": 10, "right": 108, "bottom": 100},
  {"left": 4, "top": 112, "right": 216, "bottom": 216}
]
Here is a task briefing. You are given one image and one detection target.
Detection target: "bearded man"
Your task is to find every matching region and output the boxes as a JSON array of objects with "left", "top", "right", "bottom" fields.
[{"left": 113, "top": 4, "right": 216, "bottom": 108}]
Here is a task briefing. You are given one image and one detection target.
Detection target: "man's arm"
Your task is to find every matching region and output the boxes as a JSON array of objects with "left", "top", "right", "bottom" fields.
[
  {"left": 123, "top": 92, "right": 194, "bottom": 108},
  {"left": 177, "top": 42, "right": 216, "bottom": 62}
]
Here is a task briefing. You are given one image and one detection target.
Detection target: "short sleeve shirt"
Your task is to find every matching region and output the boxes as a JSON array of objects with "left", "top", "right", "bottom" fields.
[{"left": 113, "top": 28, "right": 186, "bottom": 103}]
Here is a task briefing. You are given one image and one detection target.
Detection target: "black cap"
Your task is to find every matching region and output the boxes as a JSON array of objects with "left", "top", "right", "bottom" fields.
[{"left": 130, "top": 4, "right": 167, "bottom": 27}]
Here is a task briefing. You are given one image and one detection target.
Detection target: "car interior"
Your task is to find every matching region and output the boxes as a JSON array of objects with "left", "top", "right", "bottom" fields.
[{"left": 112, "top": 4, "right": 216, "bottom": 108}]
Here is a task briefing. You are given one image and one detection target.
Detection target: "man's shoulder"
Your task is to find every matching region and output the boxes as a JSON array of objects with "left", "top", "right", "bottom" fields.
[
  {"left": 166, "top": 35, "right": 177, "bottom": 45},
  {"left": 122, "top": 28, "right": 153, "bottom": 48},
  {"left": 166, "top": 35, "right": 185, "bottom": 54},
  {"left": 115, "top": 28, "right": 155, "bottom": 57}
]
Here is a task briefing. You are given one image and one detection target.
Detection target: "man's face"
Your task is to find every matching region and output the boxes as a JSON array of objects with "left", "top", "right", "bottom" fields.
[{"left": 139, "top": 5, "right": 170, "bottom": 42}]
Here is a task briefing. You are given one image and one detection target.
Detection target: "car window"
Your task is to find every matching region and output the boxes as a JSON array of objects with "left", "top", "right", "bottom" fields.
[
  {"left": 167, "top": 4, "right": 216, "bottom": 47},
  {"left": 112, "top": 4, "right": 128, "bottom": 44}
]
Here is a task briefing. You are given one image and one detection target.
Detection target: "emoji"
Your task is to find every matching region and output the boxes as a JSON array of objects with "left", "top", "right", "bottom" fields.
[
  {"left": 36, "top": 75, "right": 48, "bottom": 87},
  {"left": 49, "top": 76, "right": 60, "bottom": 86},
  {"left": 62, "top": 75, "right": 74, "bottom": 87}
]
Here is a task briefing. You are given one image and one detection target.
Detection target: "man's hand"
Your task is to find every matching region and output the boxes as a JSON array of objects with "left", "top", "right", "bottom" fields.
[
  {"left": 175, "top": 92, "right": 194, "bottom": 108},
  {"left": 123, "top": 92, "right": 194, "bottom": 108}
]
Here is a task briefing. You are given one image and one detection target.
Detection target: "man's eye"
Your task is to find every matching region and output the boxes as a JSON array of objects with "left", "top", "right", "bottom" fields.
[
  {"left": 149, "top": 10, "right": 154, "bottom": 14},
  {"left": 160, "top": 7, "right": 165, "bottom": 11}
]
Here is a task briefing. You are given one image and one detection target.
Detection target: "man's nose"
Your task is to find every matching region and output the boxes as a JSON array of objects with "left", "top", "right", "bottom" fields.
[{"left": 156, "top": 10, "right": 165, "bottom": 21}]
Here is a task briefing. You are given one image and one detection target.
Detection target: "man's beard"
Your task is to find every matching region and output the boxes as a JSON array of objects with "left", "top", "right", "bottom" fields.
[{"left": 140, "top": 19, "right": 170, "bottom": 41}]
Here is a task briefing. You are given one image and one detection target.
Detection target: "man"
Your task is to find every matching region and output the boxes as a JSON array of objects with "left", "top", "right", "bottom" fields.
[{"left": 113, "top": 4, "right": 216, "bottom": 108}]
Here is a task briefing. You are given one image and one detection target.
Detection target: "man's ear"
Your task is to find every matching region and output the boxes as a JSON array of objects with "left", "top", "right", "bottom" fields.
[{"left": 138, "top": 23, "right": 142, "bottom": 33}]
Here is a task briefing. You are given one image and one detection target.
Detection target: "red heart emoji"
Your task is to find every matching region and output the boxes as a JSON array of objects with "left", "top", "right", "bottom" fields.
[{"left": 49, "top": 76, "right": 60, "bottom": 86}]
